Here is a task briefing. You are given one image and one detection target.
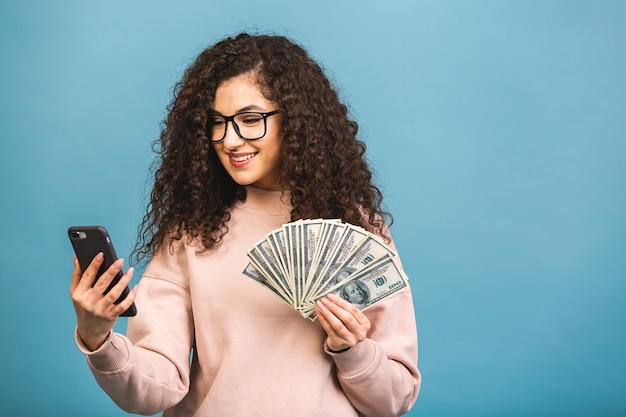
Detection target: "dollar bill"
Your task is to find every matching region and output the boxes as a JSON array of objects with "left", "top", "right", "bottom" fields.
[
  {"left": 305, "top": 222, "right": 348, "bottom": 298},
  {"left": 242, "top": 262, "right": 292, "bottom": 307},
  {"left": 243, "top": 219, "right": 406, "bottom": 320},
  {"left": 305, "top": 223, "right": 370, "bottom": 300},
  {"left": 307, "top": 230, "right": 396, "bottom": 302},
  {"left": 300, "top": 219, "right": 328, "bottom": 295},
  {"left": 303, "top": 255, "right": 408, "bottom": 319},
  {"left": 247, "top": 242, "right": 293, "bottom": 305},
  {"left": 266, "top": 228, "right": 292, "bottom": 292}
]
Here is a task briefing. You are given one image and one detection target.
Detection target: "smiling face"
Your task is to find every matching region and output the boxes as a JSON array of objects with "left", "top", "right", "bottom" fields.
[{"left": 211, "top": 72, "right": 284, "bottom": 191}]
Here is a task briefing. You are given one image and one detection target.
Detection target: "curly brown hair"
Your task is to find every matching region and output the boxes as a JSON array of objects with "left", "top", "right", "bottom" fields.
[{"left": 133, "top": 32, "right": 391, "bottom": 264}]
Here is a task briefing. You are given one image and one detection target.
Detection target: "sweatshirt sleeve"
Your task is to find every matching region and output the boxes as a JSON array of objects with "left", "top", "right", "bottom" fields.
[
  {"left": 326, "top": 281, "right": 421, "bottom": 416},
  {"left": 77, "top": 245, "right": 194, "bottom": 416}
]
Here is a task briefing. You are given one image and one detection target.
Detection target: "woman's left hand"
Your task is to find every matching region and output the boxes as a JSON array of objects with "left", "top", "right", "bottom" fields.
[{"left": 315, "top": 294, "right": 371, "bottom": 352}]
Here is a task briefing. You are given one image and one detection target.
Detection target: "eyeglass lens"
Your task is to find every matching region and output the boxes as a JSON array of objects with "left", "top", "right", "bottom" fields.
[{"left": 211, "top": 112, "right": 269, "bottom": 142}]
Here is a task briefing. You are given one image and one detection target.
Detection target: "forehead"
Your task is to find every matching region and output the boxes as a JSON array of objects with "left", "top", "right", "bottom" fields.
[{"left": 213, "top": 72, "right": 273, "bottom": 113}]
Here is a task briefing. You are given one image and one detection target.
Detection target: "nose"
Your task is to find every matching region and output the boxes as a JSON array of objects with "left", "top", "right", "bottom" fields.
[{"left": 222, "top": 120, "right": 245, "bottom": 148}]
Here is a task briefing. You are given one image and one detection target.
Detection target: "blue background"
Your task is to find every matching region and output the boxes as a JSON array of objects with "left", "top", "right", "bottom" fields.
[{"left": 1, "top": 1, "right": 625, "bottom": 416}]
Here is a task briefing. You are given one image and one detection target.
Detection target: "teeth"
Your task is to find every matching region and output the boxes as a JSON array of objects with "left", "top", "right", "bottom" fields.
[{"left": 231, "top": 153, "right": 255, "bottom": 162}]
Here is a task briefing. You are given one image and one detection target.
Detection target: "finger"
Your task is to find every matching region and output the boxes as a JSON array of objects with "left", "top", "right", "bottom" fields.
[
  {"left": 76, "top": 252, "right": 105, "bottom": 290},
  {"left": 327, "top": 293, "right": 360, "bottom": 313},
  {"left": 320, "top": 296, "right": 361, "bottom": 332},
  {"left": 327, "top": 293, "right": 369, "bottom": 327},
  {"left": 315, "top": 300, "right": 332, "bottom": 329},
  {"left": 91, "top": 258, "right": 125, "bottom": 295},
  {"left": 70, "top": 256, "right": 82, "bottom": 293},
  {"left": 100, "top": 266, "right": 134, "bottom": 310},
  {"left": 316, "top": 300, "right": 356, "bottom": 351},
  {"left": 110, "top": 273, "right": 137, "bottom": 316},
  {"left": 317, "top": 298, "right": 352, "bottom": 336},
  {"left": 315, "top": 301, "right": 339, "bottom": 341}
]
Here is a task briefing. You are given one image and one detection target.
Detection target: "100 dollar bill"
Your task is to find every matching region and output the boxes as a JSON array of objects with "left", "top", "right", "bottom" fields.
[
  {"left": 244, "top": 219, "right": 408, "bottom": 320},
  {"left": 300, "top": 255, "right": 408, "bottom": 319}
]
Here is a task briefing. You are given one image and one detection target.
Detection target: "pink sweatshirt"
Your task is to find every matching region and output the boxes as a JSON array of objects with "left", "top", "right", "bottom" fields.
[{"left": 77, "top": 186, "right": 421, "bottom": 416}]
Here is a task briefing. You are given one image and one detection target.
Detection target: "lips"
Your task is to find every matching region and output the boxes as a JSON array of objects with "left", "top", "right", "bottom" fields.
[{"left": 229, "top": 152, "right": 257, "bottom": 167}]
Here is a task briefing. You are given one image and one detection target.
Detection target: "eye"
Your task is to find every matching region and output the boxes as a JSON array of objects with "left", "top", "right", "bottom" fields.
[
  {"left": 212, "top": 117, "right": 226, "bottom": 126},
  {"left": 240, "top": 114, "right": 263, "bottom": 126}
]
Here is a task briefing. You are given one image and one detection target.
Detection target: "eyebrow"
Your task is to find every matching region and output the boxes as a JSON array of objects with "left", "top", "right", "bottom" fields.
[{"left": 211, "top": 105, "right": 266, "bottom": 116}]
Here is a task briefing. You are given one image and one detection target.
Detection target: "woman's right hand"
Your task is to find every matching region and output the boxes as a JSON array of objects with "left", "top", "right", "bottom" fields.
[{"left": 69, "top": 253, "right": 136, "bottom": 351}]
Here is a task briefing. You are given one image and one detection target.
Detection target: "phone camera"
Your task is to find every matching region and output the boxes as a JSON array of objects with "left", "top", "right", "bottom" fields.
[{"left": 70, "top": 231, "right": 87, "bottom": 239}]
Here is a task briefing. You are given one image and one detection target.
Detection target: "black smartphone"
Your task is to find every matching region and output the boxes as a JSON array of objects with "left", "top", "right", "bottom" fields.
[{"left": 68, "top": 225, "right": 137, "bottom": 317}]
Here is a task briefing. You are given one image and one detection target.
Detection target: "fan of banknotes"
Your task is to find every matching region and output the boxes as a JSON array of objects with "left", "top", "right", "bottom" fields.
[{"left": 242, "top": 219, "right": 409, "bottom": 320}]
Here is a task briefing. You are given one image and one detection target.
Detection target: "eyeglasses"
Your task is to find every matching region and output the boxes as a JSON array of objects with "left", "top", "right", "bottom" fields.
[{"left": 208, "top": 110, "right": 280, "bottom": 142}]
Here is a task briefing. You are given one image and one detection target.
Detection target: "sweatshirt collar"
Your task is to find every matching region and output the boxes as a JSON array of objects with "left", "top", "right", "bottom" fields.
[{"left": 243, "top": 186, "right": 291, "bottom": 216}]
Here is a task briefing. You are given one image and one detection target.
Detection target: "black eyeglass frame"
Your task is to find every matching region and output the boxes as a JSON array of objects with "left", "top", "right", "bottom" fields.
[{"left": 208, "top": 110, "right": 281, "bottom": 142}]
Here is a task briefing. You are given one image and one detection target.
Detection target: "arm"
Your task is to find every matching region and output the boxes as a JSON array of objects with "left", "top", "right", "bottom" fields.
[
  {"left": 70, "top": 254, "right": 137, "bottom": 351},
  {"left": 318, "top": 289, "right": 421, "bottom": 417},
  {"left": 314, "top": 228, "right": 421, "bottom": 417},
  {"left": 75, "top": 246, "right": 194, "bottom": 415}
]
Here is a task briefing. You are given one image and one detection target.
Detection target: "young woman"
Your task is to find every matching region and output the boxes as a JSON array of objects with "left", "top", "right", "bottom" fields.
[{"left": 70, "top": 33, "right": 421, "bottom": 417}]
